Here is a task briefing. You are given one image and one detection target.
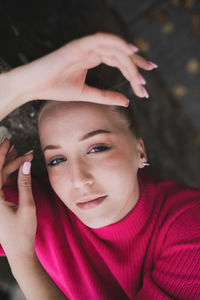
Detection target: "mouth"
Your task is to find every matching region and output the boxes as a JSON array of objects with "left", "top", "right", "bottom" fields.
[{"left": 77, "top": 195, "right": 108, "bottom": 210}]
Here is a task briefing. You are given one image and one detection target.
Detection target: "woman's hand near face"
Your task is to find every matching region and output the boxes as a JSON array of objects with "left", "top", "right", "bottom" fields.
[
  {"left": 0, "top": 136, "right": 36, "bottom": 261},
  {"left": 8, "top": 33, "right": 157, "bottom": 108},
  {"left": 0, "top": 137, "right": 70, "bottom": 300}
]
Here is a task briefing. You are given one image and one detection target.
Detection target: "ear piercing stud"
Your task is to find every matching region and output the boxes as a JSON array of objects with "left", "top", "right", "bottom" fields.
[{"left": 143, "top": 162, "right": 150, "bottom": 167}]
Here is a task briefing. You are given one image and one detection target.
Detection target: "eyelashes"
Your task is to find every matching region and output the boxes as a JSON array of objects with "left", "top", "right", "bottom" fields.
[
  {"left": 47, "top": 145, "right": 110, "bottom": 167},
  {"left": 89, "top": 145, "right": 109, "bottom": 153},
  {"left": 48, "top": 157, "right": 67, "bottom": 167}
]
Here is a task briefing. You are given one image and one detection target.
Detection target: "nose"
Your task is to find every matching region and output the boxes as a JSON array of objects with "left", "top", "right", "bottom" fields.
[{"left": 69, "top": 159, "right": 93, "bottom": 189}]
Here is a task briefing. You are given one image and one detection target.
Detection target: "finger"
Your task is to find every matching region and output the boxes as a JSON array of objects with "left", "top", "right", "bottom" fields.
[
  {"left": 79, "top": 84, "right": 129, "bottom": 107},
  {"left": 78, "top": 32, "right": 136, "bottom": 56},
  {"left": 4, "top": 146, "right": 17, "bottom": 165},
  {"left": 98, "top": 52, "right": 146, "bottom": 98},
  {"left": 132, "top": 54, "right": 158, "bottom": 70},
  {"left": 95, "top": 46, "right": 141, "bottom": 83},
  {"left": 3, "top": 152, "right": 33, "bottom": 186},
  {"left": 0, "top": 137, "right": 10, "bottom": 170},
  {"left": 101, "top": 55, "right": 145, "bottom": 98},
  {"left": 0, "top": 189, "right": 6, "bottom": 202},
  {"left": 83, "top": 46, "right": 141, "bottom": 84},
  {"left": 8, "top": 144, "right": 15, "bottom": 154},
  {"left": 18, "top": 161, "right": 34, "bottom": 209},
  {"left": 80, "top": 48, "right": 145, "bottom": 98},
  {"left": 83, "top": 46, "right": 148, "bottom": 98}
]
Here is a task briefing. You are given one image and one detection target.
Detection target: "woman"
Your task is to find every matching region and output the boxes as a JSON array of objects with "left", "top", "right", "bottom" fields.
[{"left": 0, "top": 33, "right": 200, "bottom": 300}]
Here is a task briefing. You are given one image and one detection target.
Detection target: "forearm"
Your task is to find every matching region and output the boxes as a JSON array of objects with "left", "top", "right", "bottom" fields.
[
  {"left": 8, "top": 252, "right": 66, "bottom": 300},
  {"left": 0, "top": 67, "right": 30, "bottom": 121}
]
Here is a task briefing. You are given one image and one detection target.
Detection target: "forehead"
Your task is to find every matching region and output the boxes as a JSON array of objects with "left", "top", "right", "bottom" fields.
[
  {"left": 39, "top": 101, "right": 126, "bottom": 128},
  {"left": 38, "top": 101, "right": 129, "bottom": 142}
]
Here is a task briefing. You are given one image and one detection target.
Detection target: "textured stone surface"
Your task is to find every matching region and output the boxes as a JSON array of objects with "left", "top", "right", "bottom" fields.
[{"left": 113, "top": 0, "right": 200, "bottom": 129}]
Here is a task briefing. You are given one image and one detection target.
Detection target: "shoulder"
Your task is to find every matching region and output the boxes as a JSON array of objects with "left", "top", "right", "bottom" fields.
[
  {"left": 138, "top": 171, "right": 200, "bottom": 266},
  {"left": 139, "top": 171, "right": 200, "bottom": 248},
  {"left": 138, "top": 170, "right": 200, "bottom": 230},
  {"left": 139, "top": 170, "right": 200, "bottom": 212}
]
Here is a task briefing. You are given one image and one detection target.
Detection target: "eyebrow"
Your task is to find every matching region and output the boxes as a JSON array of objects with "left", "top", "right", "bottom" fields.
[{"left": 42, "top": 129, "right": 112, "bottom": 153}]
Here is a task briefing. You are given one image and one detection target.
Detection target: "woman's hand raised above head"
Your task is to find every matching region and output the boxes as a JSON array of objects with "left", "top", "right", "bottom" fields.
[{"left": 9, "top": 32, "right": 157, "bottom": 107}]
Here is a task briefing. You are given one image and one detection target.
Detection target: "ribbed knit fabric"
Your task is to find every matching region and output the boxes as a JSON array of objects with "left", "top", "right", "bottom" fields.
[{"left": 1, "top": 170, "right": 200, "bottom": 299}]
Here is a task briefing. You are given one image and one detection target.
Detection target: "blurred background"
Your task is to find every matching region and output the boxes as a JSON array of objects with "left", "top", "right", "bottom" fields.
[{"left": 0, "top": 0, "right": 200, "bottom": 298}]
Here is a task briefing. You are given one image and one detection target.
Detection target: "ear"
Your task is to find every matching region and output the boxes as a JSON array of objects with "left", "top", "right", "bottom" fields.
[{"left": 136, "top": 138, "right": 148, "bottom": 169}]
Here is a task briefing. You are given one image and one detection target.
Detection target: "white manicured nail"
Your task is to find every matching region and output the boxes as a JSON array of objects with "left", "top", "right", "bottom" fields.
[
  {"left": 0, "top": 135, "right": 6, "bottom": 144},
  {"left": 123, "top": 99, "right": 130, "bottom": 107},
  {"left": 149, "top": 61, "right": 158, "bottom": 68},
  {"left": 128, "top": 44, "right": 139, "bottom": 52},
  {"left": 22, "top": 162, "right": 31, "bottom": 175},
  {"left": 24, "top": 150, "right": 33, "bottom": 156},
  {"left": 142, "top": 87, "right": 149, "bottom": 98},
  {"left": 139, "top": 74, "right": 146, "bottom": 85},
  {"left": 8, "top": 144, "right": 14, "bottom": 153}
]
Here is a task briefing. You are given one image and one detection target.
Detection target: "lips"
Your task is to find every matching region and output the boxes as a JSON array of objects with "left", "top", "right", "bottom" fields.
[
  {"left": 77, "top": 195, "right": 107, "bottom": 210},
  {"left": 77, "top": 195, "right": 107, "bottom": 204}
]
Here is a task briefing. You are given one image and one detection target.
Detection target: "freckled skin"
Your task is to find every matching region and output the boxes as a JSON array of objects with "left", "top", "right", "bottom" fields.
[{"left": 38, "top": 101, "right": 147, "bottom": 229}]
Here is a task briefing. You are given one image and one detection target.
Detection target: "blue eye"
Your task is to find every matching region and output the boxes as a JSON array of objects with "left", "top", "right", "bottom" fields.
[
  {"left": 89, "top": 146, "right": 109, "bottom": 153},
  {"left": 48, "top": 157, "right": 67, "bottom": 167},
  {"left": 47, "top": 146, "right": 109, "bottom": 167}
]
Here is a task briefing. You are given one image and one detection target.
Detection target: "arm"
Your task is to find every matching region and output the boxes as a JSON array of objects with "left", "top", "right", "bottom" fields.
[
  {"left": 8, "top": 253, "right": 66, "bottom": 300},
  {"left": 0, "top": 69, "right": 27, "bottom": 121},
  {"left": 0, "top": 32, "right": 157, "bottom": 121},
  {"left": 0, "top": 138, "right": 67, "bottom": 299}
]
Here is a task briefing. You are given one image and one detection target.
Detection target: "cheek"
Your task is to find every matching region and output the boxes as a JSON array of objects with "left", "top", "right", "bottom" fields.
[
  {"left": 100, "top": 154, "right": 138, "bottom": 205},
  {"left": 48, "top": 171, "right": 68, "bottom": 201},
  {"left": 95, "top": 151, "right": 137, "bottom": 186}
]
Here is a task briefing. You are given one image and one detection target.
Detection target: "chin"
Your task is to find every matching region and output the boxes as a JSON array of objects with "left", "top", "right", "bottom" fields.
[{"left": 80, "top": 216, "right": 115, "bottom": 229}]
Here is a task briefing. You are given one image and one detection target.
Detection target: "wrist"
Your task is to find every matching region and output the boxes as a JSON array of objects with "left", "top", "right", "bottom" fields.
[
  {"left": 3, "top": 67, "right": 30, "bottom": 105},
  {"left": 0, "top": 68, "right": 31, "bottom": 120},
  {"left": 8, "top": 250, "right": 67, "bottom": 300},
  {"left": 7, "top": 250, "right": 38, "bottom": 276}
]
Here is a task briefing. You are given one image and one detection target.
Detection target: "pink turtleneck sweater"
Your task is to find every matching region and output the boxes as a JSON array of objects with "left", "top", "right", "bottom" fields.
[{"left": 1, "top": 170, "right": 200, "bottom": 299}]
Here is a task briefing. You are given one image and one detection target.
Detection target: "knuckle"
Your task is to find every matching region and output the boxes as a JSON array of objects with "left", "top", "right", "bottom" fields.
[
  {"left": 95, "top": 32, "right": 103, "bottom": 38},
  {"left": 20, "top": 179, "right": 31, "bottom": 188},
  {"left": 95, "top": 32, "right": 109, "bottom": 41},
  {"left": 100, "top": 89, "right": 107, "bottom": 99}
]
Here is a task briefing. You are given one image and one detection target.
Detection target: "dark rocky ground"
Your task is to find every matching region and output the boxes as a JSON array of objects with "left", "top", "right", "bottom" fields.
[{"left": 0, "top": 0, "right": 200, "bottom": 298}]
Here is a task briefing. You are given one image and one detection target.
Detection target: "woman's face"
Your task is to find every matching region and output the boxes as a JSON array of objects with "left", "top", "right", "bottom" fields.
[{"left": 38, "top": 101, "right": 146, "bottom": 229}]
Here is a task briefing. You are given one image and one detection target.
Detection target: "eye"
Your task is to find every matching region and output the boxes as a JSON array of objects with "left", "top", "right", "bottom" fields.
[
  {"left": 47, "top": 145, "right": 110, "bottom": 167},
  {"left": 48, "top": 157, "right": 67, "bottom": 167},
  {"left": 89, "top": 145, "right": 110, "bottom": 153}
]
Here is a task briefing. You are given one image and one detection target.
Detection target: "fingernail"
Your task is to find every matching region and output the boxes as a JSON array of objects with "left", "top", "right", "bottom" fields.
[
  {"left": 8, "top": 144, "right": 14, "bottom": 153},
  {"left": 24, "top": 149, "right": 33, "bottom": 156},
  {"left": 123, "top": 99, "right": 130, "bottom": 107},
  {"left": 23, "top": 161, "right": 31, "bottom": 175},
  {"left": 128, "top": 43, "right": 139, "bottom": 53},
  {"left": 0, "top": 135, "right": 6, "bottom": 144},
  {"left": 142, "top": 87, "right": 149, "bottom": 98},
  {"left": 138, "top": 74, "right": 146, "bottom": 85},
  {"left": 149, "top": 61, "right": 158, "bottom": 68}
]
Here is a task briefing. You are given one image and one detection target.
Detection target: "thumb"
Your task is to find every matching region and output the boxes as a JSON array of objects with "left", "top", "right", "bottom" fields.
[
  {"left": 18, "top": 161, "right": 34, "bottom": 208},
  {"left": 79, "top": 84, "right": 129, "bottom": 107}
]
